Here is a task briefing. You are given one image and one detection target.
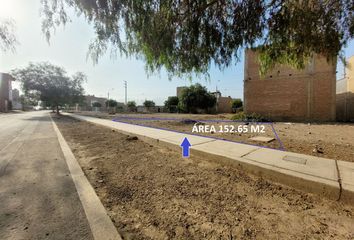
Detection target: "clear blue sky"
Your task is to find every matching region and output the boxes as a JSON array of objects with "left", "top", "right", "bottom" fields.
[{"left": 0, "top": 0, "right": 353, "bottom": 105}]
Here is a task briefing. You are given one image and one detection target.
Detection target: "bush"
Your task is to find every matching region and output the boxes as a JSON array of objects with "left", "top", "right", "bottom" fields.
[
  {"left": 231, "top": 112, "right": 270, "bottom": 122},
  {"left": 232, "top": 99, "right": 243, "bottom": 109}
]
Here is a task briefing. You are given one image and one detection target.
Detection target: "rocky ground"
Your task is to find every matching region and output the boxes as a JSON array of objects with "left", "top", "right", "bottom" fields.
[
  {"left": 75, "top": 112, "right": 354, "bottom": 162},
  {"left": 54, "top": 115, "right": 354, "bottom": 240}
]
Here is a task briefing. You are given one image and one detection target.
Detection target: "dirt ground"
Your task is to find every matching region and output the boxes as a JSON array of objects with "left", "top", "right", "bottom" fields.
[
  {"left": 75, "top": 112, "right": 354, "bottom": 162},
  {"left": 54, "top": 115, "right": 354, "bottom": 240}
]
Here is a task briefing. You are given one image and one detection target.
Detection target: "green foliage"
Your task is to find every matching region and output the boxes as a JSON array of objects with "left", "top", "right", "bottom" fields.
[
  {"left": 92, "top": 102, "right": 102, "bottom": 108},
  {"left": 12, "top": 62, "right": 86, "bottom": 113},
  {"left": 164, "top": 96, "right": 179, "bottom": 112},
  {"left": 0, "top": 19, "right": 18, "bottom": 52},
  {"left": 179, "top": 84, "right": 216, "bottom": 113},
  {"left": 232, "top": 99, "right": 243, "bottom": 109},
  {"left": 127, "top": 101, "right": 137, "bottom": 111},
  {"left": 231, "top": 112, "right": 269, "bottom": 122},
  {"left": 105, "top": 99, "right": 118, "bottom": 107},
  {"left": 143, "top": 100, "right": 155, "bottom": 108},
  {"left": 41, "top": 0, "right": 354, "bottom": 77}
]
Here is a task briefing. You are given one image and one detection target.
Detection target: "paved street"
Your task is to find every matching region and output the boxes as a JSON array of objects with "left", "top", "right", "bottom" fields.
[{"left": 0, "top": 111, "right": 93, "bottom": 240}]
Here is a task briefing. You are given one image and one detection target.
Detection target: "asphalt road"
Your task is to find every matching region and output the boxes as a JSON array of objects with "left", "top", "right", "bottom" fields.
[{"left": 0, "top": 111, "right": 93, "bottom": 240}]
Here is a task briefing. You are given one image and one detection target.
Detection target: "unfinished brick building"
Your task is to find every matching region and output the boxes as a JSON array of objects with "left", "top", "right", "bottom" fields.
[{"left": 244, "top": 49, "right": 336, "bottom": 121}]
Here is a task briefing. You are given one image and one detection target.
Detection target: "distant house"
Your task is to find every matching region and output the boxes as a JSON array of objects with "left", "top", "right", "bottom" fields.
[
  {"left": 211, "top": 91, "right": 233, "bottom": 113},
  {"left": 84, "top": 95, "right": 107, "bottom": 108},
  {"left": 0, "top": 73, "right": 15, "bottom": 112}
]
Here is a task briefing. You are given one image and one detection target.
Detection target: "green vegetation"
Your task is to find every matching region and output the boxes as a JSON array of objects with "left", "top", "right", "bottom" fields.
[
  {"left": 105, "top": 99, "right": 118, "bottom": 108},
  {"left": 127, "top": 101, "right": 137, "bottom": 112},
  {"left": 231, "top": 112, "right": 270, "bottom": 122},
  {"left": 178, "top": 84, "right": 216, "bottom": 114},
  {"left": 143, "top": 100, "right": 155, "bottom": 108},
  {"left": 92, "top": 102, "right": 102, "bottom": 108},
  {"left": 232, "top": 99, "right": 243, "bottom": 109},
  {"left": 0, "top": 19, "right": 17, "bottom": 52},
  {"left": 12, "top": 62, "right": 86, "bottom": 114},
  {"left": 164, "top": 96, "right": 179, "bottom": 113},
  {"left": 41, "top": 1, "right": 354, "bottom": 77}
]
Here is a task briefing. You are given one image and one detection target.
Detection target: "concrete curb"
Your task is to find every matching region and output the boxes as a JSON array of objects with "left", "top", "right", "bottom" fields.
[
  {"left": 65, "top": 113, "right": 354, "bottom": 205},
  {"left": 51, "top": 115, "right": 122, "bottom": 240}
]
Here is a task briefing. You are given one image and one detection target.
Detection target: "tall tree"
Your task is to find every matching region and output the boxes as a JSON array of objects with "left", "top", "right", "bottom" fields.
[
  {"left": 40, "top": 0, "right": 354, "bottom": 77},
  {"left": 179, "top": 84, "right": 216, "bottom": 113},
  {"left": 12, "top": 62, "right": 86, "bottom": 114}
]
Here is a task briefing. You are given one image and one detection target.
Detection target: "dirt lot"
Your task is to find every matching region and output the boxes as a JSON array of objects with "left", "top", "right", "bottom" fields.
[
  {"left": 75, "top": 112, "right": 354, "bottom": 162},
  {"left": 54, "top": 115, "right": 354, "bottom": 240}
]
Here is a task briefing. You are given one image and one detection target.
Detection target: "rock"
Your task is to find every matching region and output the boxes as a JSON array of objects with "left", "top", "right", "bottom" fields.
[
  {"left": 111, "top": 129, "right": 116, "bottom": 132},
  {"left": 126, "top": 136, "right": 138, "bottom": 141},
  {"left": 97, "top": 179, "right": 104, "bottom": 183},
  {"left": 313, "top": 145, "right": 324, "bottom": 154}
]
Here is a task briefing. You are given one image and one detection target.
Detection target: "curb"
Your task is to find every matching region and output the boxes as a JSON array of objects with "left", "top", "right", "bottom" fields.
[
  {"left": 51, "top": 115, "right": 122, "bottom": 240},
  {"left": 64, "top": 113, "right": 354, "bottom": 205}
]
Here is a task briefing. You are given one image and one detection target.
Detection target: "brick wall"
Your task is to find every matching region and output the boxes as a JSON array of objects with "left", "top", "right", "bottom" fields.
[{"left": 244, "top": 50, "right": 336, "bottom": 121}]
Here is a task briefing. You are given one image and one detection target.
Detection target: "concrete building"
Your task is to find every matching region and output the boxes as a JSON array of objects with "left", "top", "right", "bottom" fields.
[
  {"left": 336, "top": 56, "right": 354, "bottom": 122},
  {"left": 0, "top": 73, "right": 15, "bottom": 112},
  {"left": 244, "top": 49, "right": 336, "bottom": 121}
]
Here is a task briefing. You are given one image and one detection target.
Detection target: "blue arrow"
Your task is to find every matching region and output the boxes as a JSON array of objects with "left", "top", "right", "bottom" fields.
[{"left": 180, "top": 137, "right": 191, "bottom": 158}]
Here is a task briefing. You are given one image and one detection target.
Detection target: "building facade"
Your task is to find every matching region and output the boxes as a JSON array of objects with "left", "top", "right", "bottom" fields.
[
  {"left": 0, "top": 73, "right": 15, "bottom": 112},
  {"left": 244, "top": 49, "right": 336, "bottom": 121},
  {"left": 336, "top": 56, "right": 354, "bottom": 122}
]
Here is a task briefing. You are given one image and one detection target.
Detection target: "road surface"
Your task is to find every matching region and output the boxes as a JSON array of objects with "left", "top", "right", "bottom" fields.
[{"left": 0, "top": 111, "right": 93, "bottom": 240}]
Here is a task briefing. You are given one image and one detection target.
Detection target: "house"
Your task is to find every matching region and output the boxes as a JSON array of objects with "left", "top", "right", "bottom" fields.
[
  {"left": 0, "top": 73, "right": 15, "bottom": 112},
  {"left": 244, "top": 49, "right": 336, "bottom": 121},
  {"left": 211, "top": 91, "right": 233, "bottom": 113}
]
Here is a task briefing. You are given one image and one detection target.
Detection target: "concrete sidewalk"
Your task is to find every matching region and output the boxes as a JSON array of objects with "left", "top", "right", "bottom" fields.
[{"left": 66, "top": 113, "right": 354, "bottom": 203}]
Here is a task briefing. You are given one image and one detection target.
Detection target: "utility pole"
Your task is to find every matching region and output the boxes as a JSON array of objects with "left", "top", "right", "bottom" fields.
[{"left": 124, "top": 81, "right": 127, "bottom": 105}]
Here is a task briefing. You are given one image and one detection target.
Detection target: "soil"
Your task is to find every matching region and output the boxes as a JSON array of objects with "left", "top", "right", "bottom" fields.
[
  {"left": 75, "top": 112, "right": 354, "bottom": 162},
  {"left": 54, "top": 115, "right": 354, "bottom": 240}
]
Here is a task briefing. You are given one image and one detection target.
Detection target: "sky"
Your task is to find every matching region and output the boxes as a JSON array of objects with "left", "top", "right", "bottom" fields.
[{"left": 0, "top": 0, "right": 354, "bottom": 105}]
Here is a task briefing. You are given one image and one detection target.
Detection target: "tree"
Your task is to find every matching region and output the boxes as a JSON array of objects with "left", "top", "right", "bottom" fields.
[
  {"left": 41, "top": 1, "right": 354, "bottom": 77},
  {"left": 105, "top": 99, "right": 118, "bottom": 108},
  {"left": 0, "top": 19, "right": 18, "bottom": 52},
  {"left": 127, "top": 101, "right": 137, "bottom": 112},
  {"left": 179, "top": 84, "right": 216, "bottom": 113},
  {"left": 232, "top": 99, "right": 243, "bottom": 109},
  {"left": 12, "top": 62, "right": 86, "bottom": 114},
  {"left": 92, "top": 102, "right": 102, "bottom": 108},
  {"left": 143, "top": 100, "right": 155, "bottom": 108},
  {"left": 164, "top": 96, "right": 179, "bottom": 113}
]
